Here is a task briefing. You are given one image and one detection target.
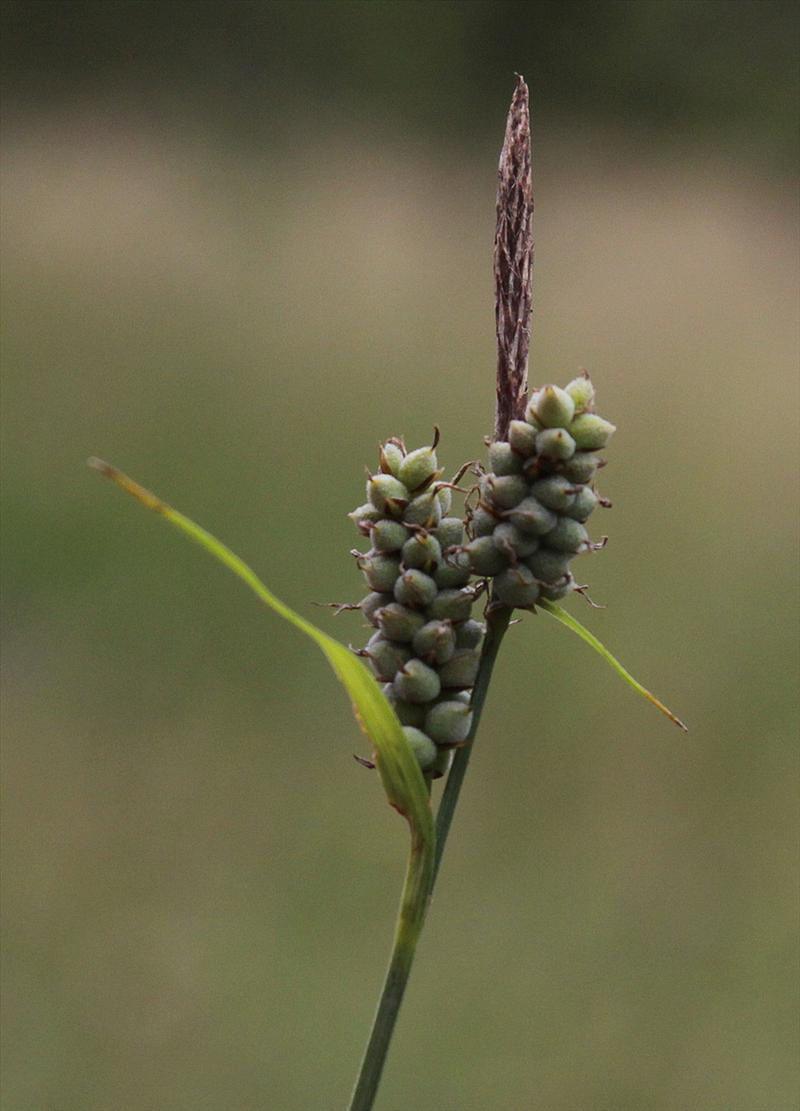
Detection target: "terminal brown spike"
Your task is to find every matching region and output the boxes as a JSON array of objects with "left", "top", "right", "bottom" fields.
[{"left": 494, "top": 74, "right": 533, "bottom": 442}]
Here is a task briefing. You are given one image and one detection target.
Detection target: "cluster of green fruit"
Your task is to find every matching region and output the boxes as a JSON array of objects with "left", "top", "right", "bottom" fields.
[
  {"left": 348, "top": 435, "right": 484, "bottom": 777},
  {"left": 465, "top": 374, "right": 614, "bottom": 607}
]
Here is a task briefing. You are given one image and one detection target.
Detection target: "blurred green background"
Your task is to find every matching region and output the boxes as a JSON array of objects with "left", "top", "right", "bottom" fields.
[{"left": 2, "top": 2, "right": 798, "bottom": 1109}]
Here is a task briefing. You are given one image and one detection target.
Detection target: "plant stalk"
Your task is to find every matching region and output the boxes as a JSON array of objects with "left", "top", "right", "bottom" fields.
[
  {"left": 433, "top": 602, "right": 511, "bottom": 879},
  {"left": 348, "top": 830, "right": 433, "bottom": 1111},
  {"left": 346, "top": 604, "right": 511, "bottom": 1111},
  {"left": 347, "top": 75, "right": 530, "bottom": 1110}
]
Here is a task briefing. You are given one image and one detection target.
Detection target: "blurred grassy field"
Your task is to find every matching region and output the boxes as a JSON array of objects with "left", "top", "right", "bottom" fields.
[{"left": 2, "top": 29, "right": 799, "bottom": 1111}]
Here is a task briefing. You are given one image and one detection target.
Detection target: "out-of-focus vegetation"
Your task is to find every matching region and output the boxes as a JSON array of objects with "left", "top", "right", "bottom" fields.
[
  {"left": 3, "top": 0, "right": 798, "bottom": 170},
  {"left": 2, "top": 3, "right": 798, "bottom": 1110}
]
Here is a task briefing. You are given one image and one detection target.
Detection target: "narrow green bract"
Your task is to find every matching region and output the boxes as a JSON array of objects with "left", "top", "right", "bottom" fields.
[{"left": 87, "top": 459, "right": 435, "bottom": 844}]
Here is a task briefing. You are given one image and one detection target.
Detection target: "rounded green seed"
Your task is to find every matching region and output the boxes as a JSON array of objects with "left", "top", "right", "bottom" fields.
[
  {"left": 383, "top": 688, "right": 426, "bottom": 728},
  {"left": 398, "top": 445, "right": 439, "bottom": 491},
  {"left": 484, "top": 473, "right": 528, "bottom": 510},
  {"left": 568, "top": 413, "right": 616, "bottom": 450},
  {"left": 488, "top": 441, "right": 523, "bottom": 476},
  {"left": 565, "top": 372, "right": 595, "bottom": 414},
  {"left": 493, "top": 521, "right": 539, "bottom": 559},
  {"left": 429, "top": 746, "right": 454, "bottom": 779},
  {"left": 424, "top": 701, "right": 473, "bottom": 746},
  {"left": 436, "top": 486, "right": 453, "bottom": 516},
  {"left": 412, "top": 619, "right": 456, "bottom": 665},
  {"left": 375, "top": 602, "right": 426, "bottom": 643},
  {"left": 367, "top": 473, "right": 410, "bottom": 515},
  {"left": 402, "top": 726, "right": 438, "bottom": 770},
  {"left": 561, "top": 451, "right": 602, "bottom": 483},
  {"left": 438, "top": 649, "right": 480, "bottom": 689},
  {"left": 379, "top": 440, "right": 405, "bottom": 477},
  {"left": 394, "top": 568, "right": 438, "bottom": 608},
  {"left": 535, "top": 428, "right": 576, "bottom": 461},
  {"left": 508, "top": 419, "right": 538, "bottom": 457},
  {"left": 360, "top": 591, "right": 394, "bottom": 626},
  {"left": 464, "top": 536, "right": 510, "bottom": 576},
  {"left": 403, "top": 489, "right": 442, "bottom": 528},
  {"left": 393, "top": 658, "right": 442, "bottom": 704},
  {"left": 359, "top": 552, "right": 402, "bottom": 592},
  {"left": 427, "top": 588, "right": 475, "bottom": 623},
  {"left": 402, "top": 532, "right": 442, "bottom": 571},
  {"left": 454, "top": 619, "right": 484, "bottom": 650},
  {"left": 564, "top": 485, "right": 598, "bottom": 522},
  {"left": 524, "top": 548, "right": 573, "bottom": 583},
  {"left": 365, "top": 633, "right": 411, "bottom": 680},
  {"left": 544, "top": 517, "right": 589, "bottom": 553},
  {"left": 524, "top": 392, "right": 545, "bottom": 427},
  {"left": 370, "top": 519, "right": 409, "bottom": 552},
  {"left": 348, "top": 502, "right": 383, "bottom": 532},
  {"left": 538, "top": 574, "right": 576, "bottom": 601},
  {"left": 505, "top": 497, "right": 557, "bottom": 536},
  {"left": 435, "top": 516, "right": 465, "bottom": 548},
  {"left": 469, "top": 506, "right": 499, "bottom": 538},
  {"left": 530, "top": 475, "right": 578, "bottom": 512},
  {"left": 531, "top": 384, "right": 576, "bottom": 428},
  {"left": 433, "top": 551, "right": 473, "bottom": 589},
  {"left": 493, "top": 565, "right": 541, "bottom": 608}
]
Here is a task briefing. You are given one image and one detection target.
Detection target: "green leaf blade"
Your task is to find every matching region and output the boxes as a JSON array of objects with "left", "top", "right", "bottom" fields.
[
  {"left": 87, "top": 458, "right": 435, "bottom": 844},
  {"left": 539, "top": 598, "right": 688, "bottom": 732}
]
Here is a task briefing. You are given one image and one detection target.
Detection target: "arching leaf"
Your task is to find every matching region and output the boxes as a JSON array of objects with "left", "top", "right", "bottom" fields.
[{"left": 87, "top": 458, "right": 435, "bottom": 850}]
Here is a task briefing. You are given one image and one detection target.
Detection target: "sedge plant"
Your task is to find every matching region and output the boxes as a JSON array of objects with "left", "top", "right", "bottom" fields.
[{"left": 89, "top": 76, "right": 685, "bottom": 1111}]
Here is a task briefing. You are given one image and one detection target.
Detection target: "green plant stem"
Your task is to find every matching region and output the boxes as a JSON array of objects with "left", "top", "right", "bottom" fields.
[
  {"left": 348, "top": 831, "right": 433, "bottom": 1111},
  {"left": 433, "top": 602, "right": 512, "bottom": 880},
  {"left": 347, "top": 604, "right": 511, "bottom": 1111}
]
